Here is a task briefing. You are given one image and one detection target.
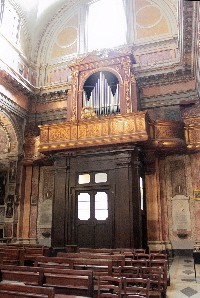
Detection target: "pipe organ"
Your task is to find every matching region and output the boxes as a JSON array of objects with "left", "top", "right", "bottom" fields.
[{"left": 83, "top": 71, "right": 120, "bottom": 116}]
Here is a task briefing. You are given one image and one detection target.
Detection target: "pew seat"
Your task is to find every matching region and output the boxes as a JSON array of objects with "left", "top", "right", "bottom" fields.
[{"left": 0, "top": 283, "right": 55, "bottom": 298}]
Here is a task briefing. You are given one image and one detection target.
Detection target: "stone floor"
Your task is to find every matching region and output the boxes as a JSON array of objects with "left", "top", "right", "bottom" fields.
[{"left": 166, "top": 256, "right": 200, "bottom": 297}]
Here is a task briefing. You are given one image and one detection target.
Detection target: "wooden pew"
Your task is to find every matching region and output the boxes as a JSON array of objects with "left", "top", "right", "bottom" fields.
[
  {"left": 57, "top": 253, "right": 125, "bottom": 267},
  {"left": 0, "top": 248, "right": 21, "bottom": 265},
  {"left": 34, "top": 256, "right": 71, "bottom": 269},
  {"left": 20, "top": 245, "right": 46, "bottom": 266},
  {"left": 0, "top": 264, "right": 43, "bottom": 286},
  {"left": 0, "top": 283, "right": 55, "bottom": 298},
  {"left": 67, "top": 258, "right": 113, "bottom": 277},
  {"left": 78, "top": 248, "right": 121, "bottom": 255},
  {"left": 42, "top": 270, "right": 93, "bottom": 297},
  {"left": 35, "top": 256, "right": 114, "bottom": 277},
  {"left": 0, "top": 264, "right": 94, "bottom": 298}
]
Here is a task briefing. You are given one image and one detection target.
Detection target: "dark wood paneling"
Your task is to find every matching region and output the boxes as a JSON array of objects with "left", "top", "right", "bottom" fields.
[
  {"left": 51, "top": 148, "right": 146, "bottom": 249},
  {"left": 52, "top": 157, "right": 67, "bottom": 247}
]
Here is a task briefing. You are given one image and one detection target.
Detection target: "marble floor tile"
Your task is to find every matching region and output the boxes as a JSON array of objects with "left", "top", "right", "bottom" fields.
[{"left": 167, "top": 256, "right": 200, "bottom": 298}]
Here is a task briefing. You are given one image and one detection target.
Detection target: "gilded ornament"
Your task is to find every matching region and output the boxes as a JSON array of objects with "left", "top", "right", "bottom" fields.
[
  {"left": 71, "top": 125, "right": 77, "bottom": 139},
  {"left": 86, "top": 123, "right": 101, "bottom": 137},
  {"left": 81, "top": 107, "right": 97, "bottom": 119},
  {"left": 78, "top": 125, "right": 87, "bottom": 139},
  {"left": 136, "top": 117, "right": 145, "bottom": 131},
  {"left": 40, "top": 130, "right": 49, "bottom": 142},
  {"left": 102, "top": 121, "right": 109, "bottom": 135}
]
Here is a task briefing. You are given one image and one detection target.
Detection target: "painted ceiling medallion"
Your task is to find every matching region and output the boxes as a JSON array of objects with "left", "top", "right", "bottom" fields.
[{"left": 56, "top": 26, "right": 77, "bottom": 48}]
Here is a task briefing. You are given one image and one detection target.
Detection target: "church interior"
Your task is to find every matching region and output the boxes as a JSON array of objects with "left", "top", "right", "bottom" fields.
[{"left": 0, "top": 0, "right": 200, "bottom": 259}]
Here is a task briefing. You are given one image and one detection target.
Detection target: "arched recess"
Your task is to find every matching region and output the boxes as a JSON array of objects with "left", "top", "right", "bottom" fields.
[
  {"left": 80, "top": 68, "right": 123, "bottom": 117},
  {"left": 0, "top": 110, "right": 19, "bottom": 160},
  {"left": 0, "top": 109, "right": 21, "bottom": 240}
]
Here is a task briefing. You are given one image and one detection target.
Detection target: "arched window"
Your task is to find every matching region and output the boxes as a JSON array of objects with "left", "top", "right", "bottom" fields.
[
  {"left": 83, "top": 71, "right": 120, "bottom": 116},
  {"left": 87, "top": 0, "right": 127, "bottom": 52}
]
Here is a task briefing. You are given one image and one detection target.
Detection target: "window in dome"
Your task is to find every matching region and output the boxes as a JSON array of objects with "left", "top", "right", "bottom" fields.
[{"left": 87, "top": 0, "right": 127, "bottom": 52}]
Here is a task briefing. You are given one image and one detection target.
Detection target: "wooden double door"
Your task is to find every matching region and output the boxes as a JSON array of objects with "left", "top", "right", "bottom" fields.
[{"left": 74, "top": 188, "right": 112, "bottom": 248}]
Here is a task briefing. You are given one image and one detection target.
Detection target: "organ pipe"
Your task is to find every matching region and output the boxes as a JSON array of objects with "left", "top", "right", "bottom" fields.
[{"left": 83, "top": 72, "right": 120, "bottom": 116}]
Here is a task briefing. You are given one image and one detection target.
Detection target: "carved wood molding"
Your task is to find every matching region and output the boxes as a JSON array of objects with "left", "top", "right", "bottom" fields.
[
  {"left": 38, "top": 111, "right": 148, "bottom": 152},
  {"left": 185, "top": 120, "right": 200, "bottom": 150},
  {"left": 149, "top": 120, "right": 185, "bottom": 149},
  {"left": 36, "top": 111, "right": 200, "bottom": 155},
  {"left": 68, "top": 49, "right": 136, "bottom": 120}
]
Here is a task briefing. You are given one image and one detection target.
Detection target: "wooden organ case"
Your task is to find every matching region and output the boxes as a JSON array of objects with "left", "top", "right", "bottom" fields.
[{"left": 40, "top": 49, "right": 149, "bottom": 249}]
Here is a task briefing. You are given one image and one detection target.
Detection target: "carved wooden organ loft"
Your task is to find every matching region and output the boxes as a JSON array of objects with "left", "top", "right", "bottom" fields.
[
  {"left": 38, "top": 49, "right": 200, "bottom": 155},
  {"left": 36, "top": 49, "right": 200, "bottom": 249}
]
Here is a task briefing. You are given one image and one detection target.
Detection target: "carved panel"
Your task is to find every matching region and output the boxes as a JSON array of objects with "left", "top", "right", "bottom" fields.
[
  {"left": 69, "top": 49, "right": 136, "bottom": 120},
  {"left": 150, "top": 120, "right": 185, "bottom": 148},
  {"left": 185, "top": 124, "right": 200, "bottom": 150},
  {"left": 40, "top": 128, "right": 49, "bottom": 143},
  {"left": 38, "top": 111, "right": 148, "bottom": 152},
  {"left": 4, "top": 223, "right": 12, "bottom": 237}
]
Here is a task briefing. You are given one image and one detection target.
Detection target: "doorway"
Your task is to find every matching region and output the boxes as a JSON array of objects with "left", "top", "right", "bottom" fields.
[{"left": 75, "top": 188, "right": 112, "bottom": 248}]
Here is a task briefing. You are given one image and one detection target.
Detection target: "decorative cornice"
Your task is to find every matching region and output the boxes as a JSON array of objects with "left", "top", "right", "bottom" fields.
[
  {"left": 36, "top": 90, "right": 69, "bottom": 105},
  {"left": 136, "top": 69, "right": 194, "bottom": 89},
  {"left": 0, "top": 93, "right": 28, "bottom": 119},
  {"left": 29, "top": 108, "right": 67, "bottom": 124},
  {"left": 141, "top": 89, "right": 199, "bottom": 109},
  {"left": 0, "top": 61, "right": 35, "bottom": 96}
]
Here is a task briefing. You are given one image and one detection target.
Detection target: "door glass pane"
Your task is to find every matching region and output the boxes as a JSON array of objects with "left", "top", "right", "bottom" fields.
[
  {"left": 95, "top": 173, "right": 107, "bottom": 183},
  {"left": 78, "top": 193, "right": 90, "bottom": 220},
  {"left": 78, "top": 174, "right": 90, "bottom": 184},
  {"left": 140, "top": 177, "right": 144, "bottom": 210},
  {"left": 95, "top": 192, "right": 108, "bottom": 220}
]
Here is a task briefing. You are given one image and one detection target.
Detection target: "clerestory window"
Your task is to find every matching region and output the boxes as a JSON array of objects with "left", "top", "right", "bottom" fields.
[{"left": 87, "top": 0, "right": 127, "bottom": 52}]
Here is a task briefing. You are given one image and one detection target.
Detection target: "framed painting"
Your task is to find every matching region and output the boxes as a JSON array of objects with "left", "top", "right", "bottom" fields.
[
  {"left": 194, "top": 189, "right": 200, "bottom": 200},
  {"left": 31, "top": 196, "right": 38, "bottom": 206}
]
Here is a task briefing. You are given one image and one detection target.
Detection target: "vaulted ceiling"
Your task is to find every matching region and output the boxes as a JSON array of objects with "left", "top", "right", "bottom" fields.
[{"left": 11, "top": 0, "right": 82, "bottom": 54}]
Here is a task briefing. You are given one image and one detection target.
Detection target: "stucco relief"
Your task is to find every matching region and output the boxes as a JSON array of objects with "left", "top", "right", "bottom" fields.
[{"left": 51, "top": 14, "right": 78, "bottom": 59}]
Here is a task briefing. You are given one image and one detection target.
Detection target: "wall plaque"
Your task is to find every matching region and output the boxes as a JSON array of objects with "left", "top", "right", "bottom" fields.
[{"left": 172, "top": 195, "right": 191, "bottom": 232}]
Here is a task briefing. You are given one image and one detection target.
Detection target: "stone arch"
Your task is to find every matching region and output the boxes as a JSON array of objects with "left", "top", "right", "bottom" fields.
[{"left": 0, "top": 110, "right": 19, "bottom": 160}]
